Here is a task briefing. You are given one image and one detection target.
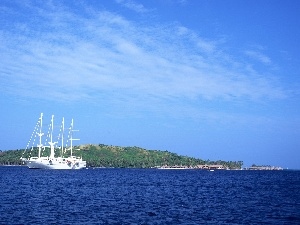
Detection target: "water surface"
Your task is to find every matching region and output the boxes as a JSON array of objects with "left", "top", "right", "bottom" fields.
[{"left": 1, "top": 167, "right": 299, "bottom": 224}]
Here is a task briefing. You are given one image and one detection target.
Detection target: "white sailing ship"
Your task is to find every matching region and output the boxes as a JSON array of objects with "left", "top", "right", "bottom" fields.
[{"left": 21, "top": 113, "right": 86, "bottom": 169}]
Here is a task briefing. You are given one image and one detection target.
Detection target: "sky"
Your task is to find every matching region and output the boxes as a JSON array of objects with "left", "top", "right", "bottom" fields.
[{"left": 1, "top": 0, "right": 300, "bottom": 169}]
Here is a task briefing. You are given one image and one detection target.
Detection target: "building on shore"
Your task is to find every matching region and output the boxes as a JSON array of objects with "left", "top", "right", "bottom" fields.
[
  {"left": 246, "top": 166, "right": 283, "bottom": 170},
  {"left": 196, "top": 164, "right": 227, "bottom": 170}
]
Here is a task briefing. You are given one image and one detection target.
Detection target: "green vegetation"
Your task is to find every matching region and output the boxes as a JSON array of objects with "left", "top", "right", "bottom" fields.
[
  {"left": 0, "top": 149, "right": 24, "bottom": 165},
  {"left": 0, "top": 144, "right": 243, "bottom": 169}
]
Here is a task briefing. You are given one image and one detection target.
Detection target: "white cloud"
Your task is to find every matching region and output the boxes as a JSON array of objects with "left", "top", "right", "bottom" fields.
[
  {"left": 245, "top": 50, "right": 272, "bottom": 65},
  {"left": 0, "top": 1, "right": 286, "bottom": 114},
  {"left": 115, "top": 0, "right": 149, "bottom": 13}
]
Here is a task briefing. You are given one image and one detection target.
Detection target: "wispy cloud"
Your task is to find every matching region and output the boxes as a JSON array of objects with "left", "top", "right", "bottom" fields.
[
  {"left": 0, "top": 1, "right": 286, "bottom": 119},
  {"left": 245, "top": 50, "right": 272, "bottom": 65},
  {"left": 115, "top": 0, "right": 149, "bottom": 13}
]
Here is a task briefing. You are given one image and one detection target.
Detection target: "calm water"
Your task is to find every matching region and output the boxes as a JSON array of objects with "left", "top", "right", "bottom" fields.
[{"left": 0, "top": 167, "right": 300, "bottom": 225}]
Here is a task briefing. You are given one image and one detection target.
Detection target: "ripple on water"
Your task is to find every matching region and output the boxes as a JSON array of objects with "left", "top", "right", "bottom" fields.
[{"left": 0, "top": 167, "right": 300, "bottom": 224}]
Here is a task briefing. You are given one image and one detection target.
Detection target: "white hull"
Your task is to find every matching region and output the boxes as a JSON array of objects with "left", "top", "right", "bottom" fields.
[{"left": 24, "top": 157, "right": 86, "bottom": 170}]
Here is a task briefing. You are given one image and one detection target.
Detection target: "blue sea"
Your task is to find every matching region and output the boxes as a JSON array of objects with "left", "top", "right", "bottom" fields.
[{"left": 0, "top": 167, "right": 300, "bottom": 225}]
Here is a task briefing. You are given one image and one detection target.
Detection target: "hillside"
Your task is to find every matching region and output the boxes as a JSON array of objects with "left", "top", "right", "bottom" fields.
[{"left": 0, "top": 144, "right": 243, "bottom": 169}]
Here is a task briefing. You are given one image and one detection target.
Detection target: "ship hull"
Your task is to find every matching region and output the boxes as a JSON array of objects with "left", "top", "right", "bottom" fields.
[{"left": 24, "top": 157, "right": 86, "bottom": 169}]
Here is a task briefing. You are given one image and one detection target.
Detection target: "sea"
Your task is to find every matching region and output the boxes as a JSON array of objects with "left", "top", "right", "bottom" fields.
[{"left": 0, "top": 166, "right": 299, "bottom": 225}]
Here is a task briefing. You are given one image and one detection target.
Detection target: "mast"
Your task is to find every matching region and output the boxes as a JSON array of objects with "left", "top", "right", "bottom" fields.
[
  {"left": 61, "top": 117, "right": 64, "bottom": 157},
  {"left": 48, "top": 115, "right": 57, "bottom": 159},
  {"left": 37, "top": 113, "right": 44, "bottom": 158},
  {"left": 69, "top": 118, "right": 79, "bottom": 157}
]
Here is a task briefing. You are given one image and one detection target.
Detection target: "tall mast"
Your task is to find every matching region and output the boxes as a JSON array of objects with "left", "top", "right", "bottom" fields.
[
  {"left": 61, "top": 117, "right": 64, "bottom": 157},
  {"left": 69, "top": 118, "right": 79, "bottom": 157},
  {"left": 48, "top": 115, "right": 57, "bottom": 159},
  {"left": 37, "top": 113, "right": 44, "bottom": 158}
]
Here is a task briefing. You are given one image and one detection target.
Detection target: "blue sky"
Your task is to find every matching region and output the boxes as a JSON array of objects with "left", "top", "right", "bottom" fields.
[{"left": 1, "top": 0, "right": 300, "bottom": 169}]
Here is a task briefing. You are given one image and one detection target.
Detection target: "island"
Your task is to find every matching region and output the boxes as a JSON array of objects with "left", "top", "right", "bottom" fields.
[
  {"left": 0, "top": 144, "right": 282, "bottom": 170},
  {"left": 1, "top": 143, "right": 244, "bottom": 169}
]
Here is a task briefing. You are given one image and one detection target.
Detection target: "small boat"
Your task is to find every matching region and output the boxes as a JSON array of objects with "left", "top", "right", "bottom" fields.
[{"left": 21, "top": 113, "right": 86, "bottom": 169}]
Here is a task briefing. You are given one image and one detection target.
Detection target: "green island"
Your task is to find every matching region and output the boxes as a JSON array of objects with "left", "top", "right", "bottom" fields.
[{"left": 0, "top": 144, "right": 243, "bottom": 169}]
